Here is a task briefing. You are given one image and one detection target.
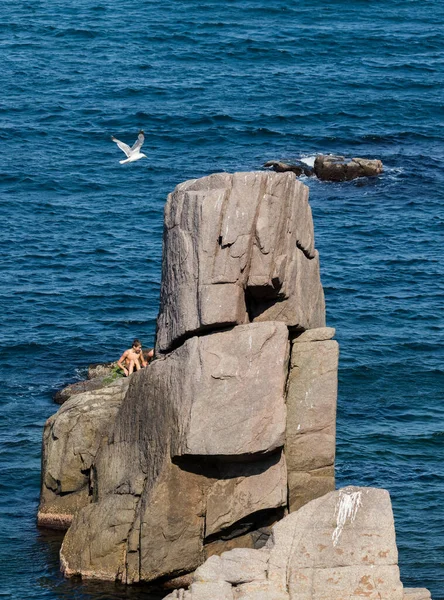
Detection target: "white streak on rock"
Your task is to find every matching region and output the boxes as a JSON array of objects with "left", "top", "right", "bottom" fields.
[{"left": 332, "top": 489, "right": 362, "bottom": 546}]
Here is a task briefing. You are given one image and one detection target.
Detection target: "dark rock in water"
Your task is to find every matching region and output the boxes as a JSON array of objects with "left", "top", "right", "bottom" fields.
[
  {"left": 314, "top": 154, "right": 383, "bottom": 181},
  {"left": 264, "top": 156, "right": 383, "bottom": 182},
  {"left": 263, "top": 160, "right": 314, "bottom": 177}
]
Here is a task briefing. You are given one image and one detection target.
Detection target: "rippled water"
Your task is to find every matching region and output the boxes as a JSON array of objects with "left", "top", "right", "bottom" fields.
[{"left": 1, "top": 1, "right": 443, "bottom": 598}]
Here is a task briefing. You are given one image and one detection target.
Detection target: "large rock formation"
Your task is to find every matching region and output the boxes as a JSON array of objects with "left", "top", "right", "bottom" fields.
[
  {"left": 40, "top": 172, "right": 335, "bottom": 584},
  {"left": 37, "top": 172, "right": 335, "bottom": 583}
]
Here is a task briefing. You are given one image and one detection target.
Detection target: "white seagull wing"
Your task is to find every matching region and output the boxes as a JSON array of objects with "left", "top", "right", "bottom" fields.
[
  {"left": 131, "top": 130, "right": 145, "bottom": 153},
  {"left": 111, "top": 136, "right": 132, "bottom": 157}
]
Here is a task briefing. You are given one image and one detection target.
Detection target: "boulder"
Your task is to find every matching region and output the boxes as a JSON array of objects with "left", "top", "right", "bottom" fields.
[
  {"left": 285, "top": 338, "right": 339, "bottom": 511},
  {"left": 38, "top": 378, "right": 129, "bottom": 530},
  {"left": 156, "top": 171, "right": 324, "bottom": 353},
  {"left": 166, "top": 487, "right": 408, "bottom": 600},
  {"left": 194, "top": 549, "right": 268, "bottom": 584},
  {"left": 171, "top": 322, "right": 289, "bottom": 459},
  {"left": 403, "top": 590, "right": 432, "bottom": 600},
  {"left": 205, "top": 452, "right": 287, "bottom": 537},
  {"left": 268, "top": 487, "right": 403, "bottom": 599},
  {"left": 291, "top": 326, "right": 335, "bottom": 343},
  {"left": 313, "top": 155, "right": 383, "bottom": 182}
]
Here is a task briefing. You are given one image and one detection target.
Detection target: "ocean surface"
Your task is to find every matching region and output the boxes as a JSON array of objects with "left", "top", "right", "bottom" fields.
[{"left": 1, "top": 0, "right": 443, "bottom": 598}]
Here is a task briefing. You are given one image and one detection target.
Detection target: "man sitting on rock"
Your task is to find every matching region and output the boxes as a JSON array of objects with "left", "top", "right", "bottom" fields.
[{"left": 117, "top": 339, "right": 153, "bottom": 376}]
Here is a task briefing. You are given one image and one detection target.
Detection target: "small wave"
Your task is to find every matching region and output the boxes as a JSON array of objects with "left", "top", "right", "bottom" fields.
[{"left": 299, "top": 155, "right": 317, "bottom": 168}]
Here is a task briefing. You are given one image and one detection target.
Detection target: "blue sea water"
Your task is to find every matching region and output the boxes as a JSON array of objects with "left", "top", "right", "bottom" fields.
[{"left": 0, "top": 0, "right": 443, "bottom": 598}]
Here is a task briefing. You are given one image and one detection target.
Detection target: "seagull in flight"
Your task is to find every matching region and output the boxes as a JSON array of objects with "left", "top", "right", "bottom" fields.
[{"left": 111, "top": 130, "right": 147, "bottom": 164}]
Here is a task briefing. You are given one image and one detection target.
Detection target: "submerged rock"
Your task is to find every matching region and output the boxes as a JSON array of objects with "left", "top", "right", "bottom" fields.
[{"left": 263, "top": 160, "right": 314, "bottom": 177}]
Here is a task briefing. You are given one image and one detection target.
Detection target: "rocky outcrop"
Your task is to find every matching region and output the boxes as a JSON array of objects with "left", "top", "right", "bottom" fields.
[
  {"left": 38, "top": 378, "right": 129, "bottom": 529},
  {"left": 53, "top": 376, "right": 112, "bottom": 404},
  {"left": 55, "top": 351, "right": 153, "bottom": 404},
  {"left": 264, "top": 155, "right": 383, "bottom": 182},
  {"left": 164, "top": 487, "right": 406, "bottom": 600},
  {"left": 314, "top": 155, "right": 383, "bottom": 181},
  {"left": 58, "top": 323, "right": 291, "bottom": 582}
]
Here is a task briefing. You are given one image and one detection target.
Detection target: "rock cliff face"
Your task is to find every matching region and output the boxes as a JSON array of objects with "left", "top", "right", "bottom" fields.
[{"left": 40, "top": 171, "right": 337, "bottom": 583}]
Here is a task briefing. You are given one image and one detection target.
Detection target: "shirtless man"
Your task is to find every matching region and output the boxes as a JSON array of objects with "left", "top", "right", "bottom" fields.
[{"left": 117, "top": 339, "right": 152, "bottom": 376}]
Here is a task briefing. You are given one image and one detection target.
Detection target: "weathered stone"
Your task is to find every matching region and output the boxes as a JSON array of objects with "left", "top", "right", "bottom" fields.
[
  {"left": 189, "top": 581, "right": 234, "bottom": 600},
  {"left": 204, "top": 527, "right": 271, "bottom": 559},
  {"left": 53, "top": 376, "right": 110, "bottom": 404},
  {"left": 156, "top": 172, "right": 323, "bottom": 353},
  {"left": 60, "top": 493, "right": 139, "bottom": 581},
  {"left": 234, "top": 581, "right": 289, "bottom": 600},
  {"left": 194, "top": 549, "right": 268, "bottom": 584},
  {"left": 268, "top": 487, "right": 403, "bottom": 600},
  {"left": 291, "top": 327, "right": 335, "bottom": 343},
  {"left": 403, "top": 589, "right": 432, "bottom": 600},
  {"left": 164, "top": 591, "right": 192, "bottom": 600},
  {"left": 205, "top": 453, "right": 287, "bottom": 537},
  {"left": 314, "top": 155, "right": 383, "bottom": 182},
  {"left": 287, "top": 466, "right": 335, "bottom": 513},
  {"left": 60, "top": 453, "right": 210, "bottom": 584},
  {"left": 59, "top": 322, "right": 289, "bottom": 583},
  {"left": 285, "top": 339, "right": 338, "bottom": 511},
  {"left": 289, "top": 565, "right": 403, "bottom": 600},
  {"left": 163, "top": 574, "right": 194, "bottom": 591},
  {"left": 249, "top": 249, "right": 325, "bottom": 329},
  {"left": 286, "top": 426, "right": 336, "bottom": 473},
  {"left": 138, "top": 460, "right": 209, "bottom": 582},
  {"left": 162, "top": 487, "right": 408, "bottom": 600},
  {"left": 38, "top": 378, "right": 129, "bottom": 529},
  {"left": 172, "top": 322, "right": 289, "bottom": 459}
]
